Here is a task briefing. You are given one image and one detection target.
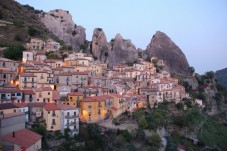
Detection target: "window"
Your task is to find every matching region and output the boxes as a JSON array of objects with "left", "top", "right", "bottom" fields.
[
  {"left": 51, "top": 126, "right": 53, "bottom": 129},
  {"left": 52, "top": 111, "right": 56, "bottom": 116},
  {"left": 48, "top": 111, "right": 50, "bottom": 114},
  {"left": 48, "top": 92, "right": 50, "bottom": 95},
  {"left": 17, "top": 93, "right": 21, "bottom": 96},
  {"left": 37, "top": 99, "right": 39, "bottom": 101},
  {"left": 52, "top": 119, "right": 56, "bottom": 125},
  {"left": 14, "top": 109, "right": 16, "bottom": 113}
]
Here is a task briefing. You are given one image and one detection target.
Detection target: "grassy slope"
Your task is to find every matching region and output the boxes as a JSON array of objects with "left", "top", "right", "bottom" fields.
[{"left": 0, "top": 0, "right": 63, "bottom": 46}]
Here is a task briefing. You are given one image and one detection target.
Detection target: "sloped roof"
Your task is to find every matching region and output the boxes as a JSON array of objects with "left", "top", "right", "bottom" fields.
[{"left": 0, "top": 129, "right": 42, "bottom": 148}]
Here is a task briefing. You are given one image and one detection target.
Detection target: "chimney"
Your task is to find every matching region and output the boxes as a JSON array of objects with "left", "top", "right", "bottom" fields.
[{"left": 13, "top": 131, "right": 15, "bottom": 138}]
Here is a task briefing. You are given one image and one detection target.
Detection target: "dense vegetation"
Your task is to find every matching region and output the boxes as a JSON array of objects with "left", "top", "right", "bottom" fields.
[{"left": 3, "top": 45, "right": 25, "bottom": 60}]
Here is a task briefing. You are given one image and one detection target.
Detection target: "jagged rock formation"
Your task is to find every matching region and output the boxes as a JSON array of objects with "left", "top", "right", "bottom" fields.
[
  {"left": 91, "top": 28, "right": 138, "bottom": 66},
  {"left": 91, "top": 28, "right": 110, "bottom": 63},
  {"left": 39, "top": 9, "right": 86, "bottom": 51},
  {"left": 215, "top": 68, "right": 227, "bottom": 88},
  {"left": 145, "top": 31, "right": 190, "bottom": 76},
  {"left": 108, "top": 33, "right": 138, "bottom": 66}
]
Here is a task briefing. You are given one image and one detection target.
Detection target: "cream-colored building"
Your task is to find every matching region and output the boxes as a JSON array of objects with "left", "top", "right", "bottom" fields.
[
  {"left": 33, "top": 87, "right": 54, "bottom": 103},
  {"left": 43, "top": 103, "right": 62, "bottom": 131},
  {"left": 19, "top": 73, "right": 37, "bottom": 89}
]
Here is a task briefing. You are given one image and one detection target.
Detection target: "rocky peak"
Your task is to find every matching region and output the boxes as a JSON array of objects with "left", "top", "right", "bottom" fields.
[
  {"left": 91, "top": 28, "right": 110, "bottom": 62},
  {"left": 107, "top": 34, "right": 138, "bottom": 66},
  {"left": 115, "top": 33, "right": 123, "bottom": 40},
  {"left": 39, "top": 9, "right": 86, "bottom": 51},
  {"left": 146, "top": 31, "right": 190, "bottom": 76}
]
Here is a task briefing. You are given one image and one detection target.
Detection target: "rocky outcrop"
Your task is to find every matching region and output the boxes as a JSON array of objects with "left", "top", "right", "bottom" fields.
[
  {"left": 108, "top": 34, "right": 138, "bottom": 66},
  {"left": 39, "top": 9, "right": 86, "bottom": 51},
  {"left": 91, "top": 29, "right": 138, "bottom": 66},
  {"left": 215, "top": 67, "right": 227, "bottom": 88},
  {"left": 145, "top": 31, "right": 190, "bottom": 76},
  {"left": 91, "top": 28, "right": 110, "bottom": 63}
]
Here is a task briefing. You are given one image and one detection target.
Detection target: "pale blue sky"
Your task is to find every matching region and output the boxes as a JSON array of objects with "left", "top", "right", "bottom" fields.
[{"left": 16, "top": 0, "right": 227, "bottom": 74}]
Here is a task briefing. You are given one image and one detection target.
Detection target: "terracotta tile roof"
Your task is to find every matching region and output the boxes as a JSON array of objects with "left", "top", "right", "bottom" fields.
[
  {"left": 57, "top": 104, "right": 75, "bottom": 110},
  {"left": 14, "top": 102, "right": 28, "bottom": 108},
  {"left": 0, "top": 88, "right": 22, "bottom": 93},
  {"left": 0, "top": 129, "right": 42, "bottom": 148},
  {"left": 33, "top": 87, "right": 52, "bottom": 92},
  {"left": 0, "top": 103, "right": 18, "bottom": 110},
  {"left": 53, "top": 91, "right": 60, "bottom": 100},
  {"left": 55, "top": 72, "right": 72, "bottom": 76},
  {"left": 102, "top": 95, "right": 114, "bottom": 99},
  {"left": 0, "top": 112, "right": 24, "bottom": 120},
  {"left": 82, "top": 97, "right": 96, "bottom": 102},
  {"left": 109, "top": 94, "right": 123, "bottom": 98},
  {"left": 43, "top": 103, "right": 60, "bottom": 111},
  {"left": 22, "top": 89, "right": 35, "bottom": 95},
  {"left": 27, "top": 102, "right": 46, "bottom": 107},
  {"left": 67, "top": 92, "right": 83, "bottom": 96},
  {"left": 19, "top": 73, "right": 36, "bottom": 77},
  {"left": 111, "top": 107, "right": 118, "bottom": 111}
]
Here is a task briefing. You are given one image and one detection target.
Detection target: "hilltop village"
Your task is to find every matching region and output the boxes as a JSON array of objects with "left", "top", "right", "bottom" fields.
[{"left": 0, "top": 37, "right": 188, "bottom": 150}]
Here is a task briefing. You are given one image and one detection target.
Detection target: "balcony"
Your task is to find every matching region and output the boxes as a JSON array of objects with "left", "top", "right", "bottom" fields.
[
  {"left": 65, "top": 114, "right": 78, "bottom": 119},
  {"left": 52, "top": 122, "right": 56, "bottom": 125},
  {"left": 66, "top": 122, "right": 77, "bottom": 127}
]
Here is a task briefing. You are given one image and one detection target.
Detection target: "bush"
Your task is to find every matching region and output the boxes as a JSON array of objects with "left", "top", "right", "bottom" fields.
[
  {"left": 14, "top": 34, "right": 22, "bottom": 41},
  {"left": 28, "top": 26, "right": 40, "bottom": 36},
  {"left": 3, "top": 45, "right": 25, "bottom": 60},
  {"left": 112, "top": 118, "right": 120, "bottom": 125}
]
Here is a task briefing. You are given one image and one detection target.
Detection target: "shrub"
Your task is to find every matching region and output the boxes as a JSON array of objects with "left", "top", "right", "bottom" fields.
[
  {"left": 14, "top": 34, "right": 22, "bottom": 41},
  {"left": 3, "top": 45, "right": 25, "bottom": 60}
]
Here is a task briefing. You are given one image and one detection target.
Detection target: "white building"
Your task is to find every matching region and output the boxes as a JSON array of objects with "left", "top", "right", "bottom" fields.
[
  {"left": 22, "top": 51, "right": 34, "bottom": 63},
  {"left": 14, "top": 103, "right": 29, "bottom": 123},
  {"left": 58, "top": 104, "right": 79, "bottom": 136}
]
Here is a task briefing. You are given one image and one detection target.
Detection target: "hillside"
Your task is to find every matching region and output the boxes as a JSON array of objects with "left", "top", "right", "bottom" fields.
[
  {"left": 0, "top": 0, "right": 63, "bottom": 46},
  {"left": 216, "top": 68, "right": 227, "bottom": 88}
]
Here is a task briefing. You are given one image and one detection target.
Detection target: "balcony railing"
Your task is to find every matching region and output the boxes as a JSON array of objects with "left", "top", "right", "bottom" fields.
[
  {"left": 65, "top": 114, "right": 78, "bottom": 119},
  {"left": 65, "top": 122, "right": 77, "bottom": 127}
]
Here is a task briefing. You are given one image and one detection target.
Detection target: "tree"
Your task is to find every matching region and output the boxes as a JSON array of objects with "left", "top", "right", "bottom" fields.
[
  {"left": 147, "top": 133, "right": 162, "bottom": 151},
  {"left": 189, "top": 66, "right": 195, "bottom": 74},
  {"left": 3, "top": 45, "right": 25, "bottom": 60}
]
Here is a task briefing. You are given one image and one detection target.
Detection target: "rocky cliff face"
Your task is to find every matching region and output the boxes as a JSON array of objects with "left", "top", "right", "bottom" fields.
[
  {"left": 91, "top": 28, "right": 138, "bottom": 66},
  {"left": 39, "top": 9, "right": 86, "bottom": 51},
  {"left": 91, "top": 28, "right": 110, "bottom": 63},
  {"left": 108, "top": 33, "right": 138, "bottom": 66},
  {"left": 145, "top": 31, "right": 190, "bottom": 76}
]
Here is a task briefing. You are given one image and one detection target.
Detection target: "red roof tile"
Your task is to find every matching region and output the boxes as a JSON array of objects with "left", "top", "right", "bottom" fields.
[
  {"left": 67, "top": 92, "right": 83, "bottom": 96},
  {"left": 19, "top": 73, "right": 36, "bottom": 77},
  {"left": 14, "top": 102, "right": 28, "bottom": 108},
  {"left": 111, "top": 107, "right": 118, "bottom": 111},
  {"left": 27, "top": 102, "right": 46, "bottom": 107},
  {"left": 53, "top": 91, "right": 60, "bottom": 100},
  {"left": 57, "top": 104, "right": 75, "bottom": 110},
  {"left": 0, "top": 112, "right": 24, "bottom": 120},
  {"left": 22, "top": 89, "right": 35, "bottom": 95},
  {"left": 0, "top": 103, "right": 18, "bottom": 110},
  {"left": 43, "top": 103, "right": 60, "bottom": 111},
  {"left": 0, "top": 129, "right": 42, "bottom": 148}
]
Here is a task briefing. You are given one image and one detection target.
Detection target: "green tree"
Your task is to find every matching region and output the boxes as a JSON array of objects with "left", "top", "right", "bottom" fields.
[
  {"left": 147, "top": 133, "right": 162, "bottom": 151},
  {"left": 3, "top": 45, "right": 25, "bottom": 60}
]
